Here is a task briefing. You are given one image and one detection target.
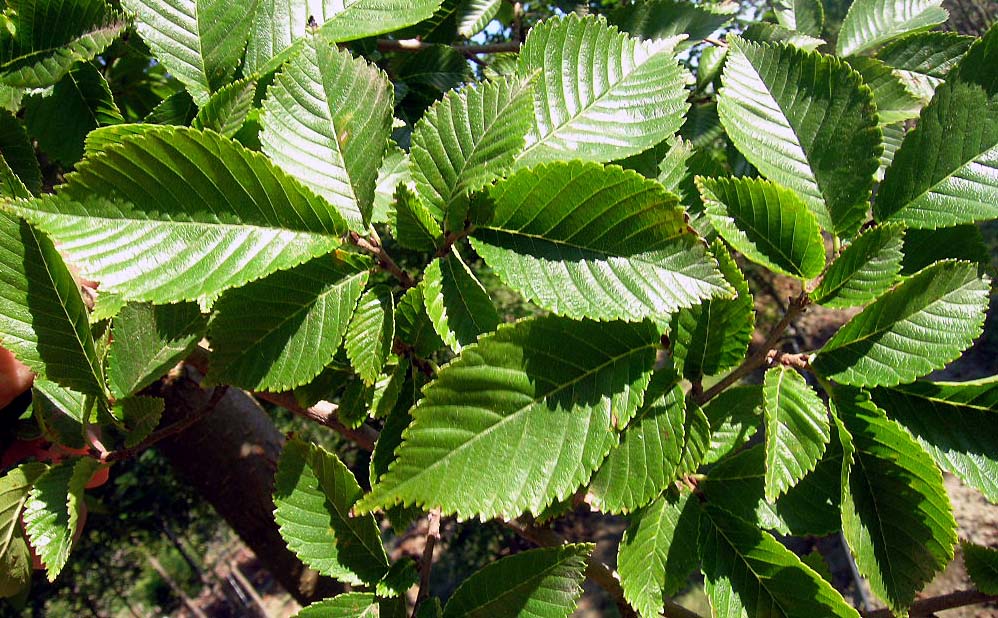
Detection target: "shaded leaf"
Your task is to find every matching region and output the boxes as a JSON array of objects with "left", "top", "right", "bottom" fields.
[
  {"left": 963, "top": 541, "right": 998, "bottom": 594},
  {"left": 610, "top": 0, "right": 734, "bottom": 46},
  {"left": 390, "top": 185, "right": 441, "bottom": 252},
  {"left": 702, "top": 385, "right": 762, "bottom": 464},
  {"left": 424, "top": 249, "right": 499, "bottom": 352},
  {"left": 0, "top": 463, "right": 46, "bottom": 598},
  {"left": 192, "top": 77, "right": 257, "bottom": 138},
  {"left": 812, "top": 223, "right": 905, "bottom": 308},
  {"left": 345, "top": 286, "right": 395, "bottom": 386}
]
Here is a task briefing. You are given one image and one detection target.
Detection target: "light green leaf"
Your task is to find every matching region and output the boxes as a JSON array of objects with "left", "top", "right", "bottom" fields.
[
  {"left": 121, "top": 0, "right": 256, "bottom": 105},
  {"left": 702, "top": 385, "right": 762, "bottom": 465},
  {"left": 108, "top": 302, "right": 206, "bottom": 399},
  {"left": 261, "top": 39, "right": 393, "bottom": 230},
  {"left": 192, "top": 77, "right": 257, "bottom": 138},
  {"left": 609, "top": 0, "right": 735, "bottom": 46},
  {"left": 963, "top": 541, "right": 998, "bottom": 594},
  {"left": 296, "top": 592, "right": 380, "bottom": 618},
  {"left": 456, "top": 0, "right": 500, "bottom": 38},
  {"left": 373, "top": 146, "right": 410, "bottom": 224},
  {"left": 773, "top": 0, "right": 824, "bottom": 37},
  {"left": 424, "top": 249, "right": 499, "bottom": 352},
  {"left": 0, "top": 213, "right": 104, "bottom": 397},
  {"left": 471, "top": 162, "right": 732, "bottom": 322},
  {"left": 274, "top": 438, "right": 389, "bottom": 586},
  {"left": 741, "top": 22, "right": 826, "bottom": 51},
  {"left": 812, "top": 223, "right": 905, "bottom": 308},
  {"left": 700, "top": 505, "right": 860, "bottom": 618},
  {"left": 208, "top": 254, "right": 369, "bottom": 391},
  {"left": 23, "top": 458, "right": 99, "bottom": 581},
  {"left": 875, "top": 81, "right": 998, "bottom": 228},
  {"left": 618, "top": 491, "right": 700, "bottom": 618},
  {"left": 390, "top": 185, "right": 441, "bottom": 252},
  {"left": 24, "top": 62, "right": 122, "bottom": 166},
  {"left": 877, "top": 31, "right": 973, "bottom": 103},
  {"left": 672, "top": 240, "right": 754, "bottom": 378},
  {"left": 345, "top": 286, "right": 395, "bottom": 386},
  {"left": 411, "top": 75, "right": 533, "bottom": 228},
  {"left": 847, "top": 57, "right": 923, "bottom": 125},
  {"left": 0, "top": 111, "right": 41, "bottom": 196},
  {"left": 588, "top": 368, "right": 686, "bottom": 514},
  {"left": 5, "top": 126, "right": 348, "bottom": 304},
  {"left": 245, "top": 0, "right": 443, "bottom": 74},
  {"left": 515, "top": 14, "right": 690, "bottom": 167},
  {"left": 870, "top": 376, "right": 998, "bottom": 503},
  {"left": 718, "top": 37, "right": 881, "bottom": 236},
  {"left": 698, "top": 176, "right": 825, "bottom": 279},
  {"left": 812, "top": 260, "right": 990, "bottom": 387},
  {"left": 357, "top": 316, "right": 659, "bottom": 520},
  {"left": 833, "top": 387, "right": 957, "bottom": 614},
  {"left": 837, "top": 0, "right": 948, "bottom": 57},
  {"left": 441, "top": 544, "right": 591, "bottom": 618},
  {"left": 878, "top": 122, "right": 906, "bottom": 181},
  {"left": 0, "top": 463, "right": 46, "bottom": 599},
  {"left": 763, "top": 366, "right": 829, "bottom": 501},
  {"left": 0, "top": 0, "right": 124, "bottom": 88}
]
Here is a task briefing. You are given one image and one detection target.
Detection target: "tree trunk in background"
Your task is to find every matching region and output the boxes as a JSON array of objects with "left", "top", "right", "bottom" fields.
[
  {"left": 943, "top": 0, "right": 997, "bottom": 36},
  {"left": 152, "top": 369, "right": 341, "bottom": 606}
]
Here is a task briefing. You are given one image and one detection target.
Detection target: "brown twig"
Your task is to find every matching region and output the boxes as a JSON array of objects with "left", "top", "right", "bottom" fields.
[
  {"left": 412, "top": 508, "right": 442, "bottom": 616},
  {"left": 349, "top": 231, "right": 415, "bottom": 289},
  {"left": 103, "top": 386, "right": 229, "bottom": 462},
  {"left": 694, "top": 292, "right": 810, "bottom": 405},
  {"left": 256, "top": 391, "right": 379, "bottom": 452},
  {"left": 376, "top": 39, "right": 522, "bottom": 54},
  {"left": 861, "top": 589, "right": 998, "bottom": 618}
]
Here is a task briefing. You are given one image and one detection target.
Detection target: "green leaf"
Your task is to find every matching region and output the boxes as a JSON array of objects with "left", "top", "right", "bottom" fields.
[
  {"left": 373, "top": 147, "right": 410, "bottom": 225},
  {"left": 245, "top": 0, "right": 444, "bottom": 75},
  {"left": 833, "top": 387, "right": 957, "bottom": 614},
  {"left": 762, "top": 366, "right": 830, "bottom": 501},
  {"left": 877, "top": 31, "right": 973, "bottom": 103},
  {"left": 900, "top": 224, "right": 990, "bottom": 275},
  {"left": 877, "top": 122, "right": 906, "bottom": 181},
  {"left": 274, "top": 438, "right": 389, "bottom": 585},
  {"left": 344, "top": 286, "right": 395, "bottom": 386},
  {"left": 296, "top": 592, "right": 381, "bottom": 618},
  {"left": 0, "top": 0, "right": 124, "bottom": 88},
  {"left": 698, "top": 176, "right": 825, "bottom": 279},
  {"left": 702, "top": 385, "right": 762, "bottom": 465},
  {"left": 962, "top": 541, "right": 998, "bottom": 594},
  {"left": 456, "top": 0, "right": 500, "bottom": 38},
  {"left": 741, "top": 22, "right": 826, "bottom": 51},
  {"left": 411, "top": 75, "right": 533, "bottom": 228},
  {"left": 33, "top": 380, "right": 88, "bottom": 448},
  {"left": 812, "top": 260, "right": 990, "bottom": 387},
  {"left": 955, "top": 21, "right": 998, "bottom": 96},
  {"left": 702, "top": 442, "right": 842, "bottom": 536},
  {"left": 395, "top": 286, "right": 445, "bottom": 358},
  {"left": 0, "top": 213, "right": 104, "bottom": 397},
  {"left": 207, "top": 254, "right": 369, "bottom": 391},
  {"left": 718, "top": 37, "right": 881, "bottom": 236},
  {"left": 699, "top": 505, "right": 860, "bottom": 618},
  {"left": 471, "top": 162, "right": 732, "bottom": 322},
  {"left": 192, "top": 77, "right": 257, "bottom": 138},
  {"left": 145, "top": 90, "right": 198, "bottom": 126},
  {"left": 108, "top": 302, "right": 206, "bottom": 399},
  {"left": 0, "top": 463, "right": 46, "bottom": 599},
  {"left": 357, "top": 316, "right": 659, "bottom": 520},
  {"left": 618, "top": 491, "right": 701, "bottom": 618},
  {"left": 24, "top": 62, "right": 122, "bottom": 166},
  {"left": 5, "top": 126, "right": 348, "bottom": 304},
  {"left": 0, "top": 111, "right": 40, "bottom": 196},
  {"left": 588, "top": 369, "right": 686, "bottom": 514},
  {"left": 390, "top": 185, "right": 442, "bottom": 252},
  {"left": 679, "top": 399, "right": 711, "bottom": 476},
  {"left": 875, "top": 81, "right": 998, "bottom": 228},
  {"left": 441, "top": 544, "right": 592, "bottom": 618},
  {"left": 23, "top": 458, "right": 99, "bottom": 581},
  {"left": 672, "top": 241, "right": 754, "bottom": 379},
  {"left": 773, "top": 0, "right": 824, "bottom": 37},
  {"left": 261, "top": 39, "right": 393, "bottom": 230},
  {"left": 837, "top": 0, "right": 948, "bottom": 57},
  {"left": 114, "top": 396, "right": 165, "bottom": 448},
  {"left": 847, "top": 57, "right": 923, "bottom": 125},
  {"left": 812, "top": 224, "right": 904, "bottom": 308},
  {"left": 609, "top": 0, "right": 735, "bottom": 46},
  {"left": 515, "top": 14, "right": 690, "bottom": 167},
  {"left": 424, "top": 249, "right": 499, "bottom": 353},
  {"left": 870, "top": 377, "right": 998, "bottom": 503},
  {"left": 121, "top": 0, "right": 255, "bottom": 105}
]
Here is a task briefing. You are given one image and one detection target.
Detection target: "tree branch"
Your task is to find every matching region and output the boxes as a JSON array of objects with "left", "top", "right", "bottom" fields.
[
  {"left": 693, "top": 291, "right": 810, "bottom": 405},
  {"left": 412, "top": 508, "right": 442, "bottom": 616},
  {"left": 860, "top": 589, "right": 998, "bottom": 618},
  {"left": 376, "top": 39, "right": 521, "bottom": 54},
  {"left": 255, "top": 391, "right": 379, "bottom": 452},
  {"left": 349, "top": 231, "right": 415, "bottom": 289}
]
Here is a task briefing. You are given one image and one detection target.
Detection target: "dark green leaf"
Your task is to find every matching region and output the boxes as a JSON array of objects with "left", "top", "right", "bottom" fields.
[{"left": 812, "top": 224, "right": 905, "bottom": 308}]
